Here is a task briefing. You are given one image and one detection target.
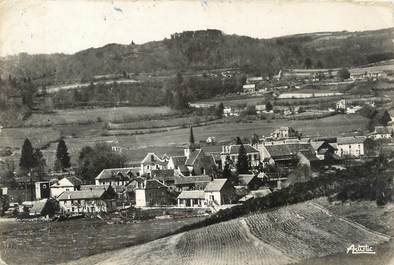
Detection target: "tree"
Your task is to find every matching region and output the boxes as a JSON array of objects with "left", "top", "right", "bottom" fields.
[
  {"left": 216, "top": 102, "right": 224, "bottom": 118},
  {"left": 32, "top": 148, "right": 46, "bottom": 178},
  {"left": 77, "top": 143, "right": 127, "bottom": 183},
  {"left": 337, "top": 68, "right": 350, "bottom": 81},
  {"left": 236, "top": 137, "right": 249, "bottom": 174},
  {"left": 189, "top": 126, "right": 195, "bottom": 145},
  {"left": 19, "top": 138, "right": 34, "bottom": 172},
  {"left": 304, "top": 58, "right": 312, "bottom": 69},
  {"left": 316, "top": 60, "right": 324, "bottom": 68},
  {"left": 265, "top": 101, "right": 273, "bottom": 112},
  {"left": 54, "top": 139, "right": 71, "bottom": 171}
]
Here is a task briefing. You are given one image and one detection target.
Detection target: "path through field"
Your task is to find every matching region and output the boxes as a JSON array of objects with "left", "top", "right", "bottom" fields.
[{"left": 64, "top": 201, "right": 389, "bottom": 265}]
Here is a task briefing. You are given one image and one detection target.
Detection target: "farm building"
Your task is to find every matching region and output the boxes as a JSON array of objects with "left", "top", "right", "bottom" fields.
[
  {"left": 277, "top": 92, "right": 342, "bottom": 99},
  {"left": 135, "top": 179, "right": 174, "bottom": 207},
  {"left": 258, "top": 142, "right": 315, "bottom": 167},
  {"left": 140, "top": 153, "right": 168, "bottom": 176},
  {"left": 29, "top": 198, "right": 58, "bottom": 218},
  {"left": 270, "top": 127, "right": 300, "bottom": 140},
  {"left": 204, "top": 178, "right": 237, "bottom": 206},
  {"left": 95, "top": 167, "right": 140, "bottom": 186},
  {"left": 174, "top": 175, "right": 211, "bottom": 191},
  {"left": 177, "top": 190, "right": 206, "bottom": 207},
  {"left": 368, "top": 126, "right": 393, "bottom": 140},
  {"left": 50, "top": 177, "right": 82, "bottom": 198},
  {"left": 57, "top": 189, "right": 116, "bottom": 214},
  {"left": 333, "top": 136, "right": 366, "bottom": 158},
  {"left": 220, "top": 144, "right": 260, "bottom": 169},
  {"left": 242, "top": 84, "right": 256, "bottom": 94}
]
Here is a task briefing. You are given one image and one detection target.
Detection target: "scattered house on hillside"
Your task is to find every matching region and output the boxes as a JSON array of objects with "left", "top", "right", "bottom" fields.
[
  {"left": 204, "top": 178, "right": 237, "bottom": 206},
  {"left": 95, "top": 167, "right": 139, "bottom": 186},
  {"left": 368, "top": 126, "right": 393, "bottom": 140},
  {"left": 238, "top": 174, "right": 264, "bottom": 191},
  {"left": 255, "top": 105, "right": 267, "bottom": 115},
  {"left": 346, "top": 105, "right": 362, "bottom": 114},
  {"left": 188, "top": 102, "right": 216, "bottom": 109},
  {"left": 277, "top": 92, "right": 342, "bottom": 99},
  {"left": 271, "top": 127, "right": 300, "bottom": 140},
  {"left": 174, "top": 175, "right": 211, "bottom": 191},
  {"left": 246, "top": 76, "right": 263, "bottom": 84},
  {"left": 220, "top": 144, "right": 260, "bottom": 169},
  {"left": 177, "top": 190, "right": 206, "bottom": 207},
  {"left": 334, "top": 136, "right": 366, "bottom": 158},
  {"left": 243, "top": 84, "right": 256, "bottom": 94},
  {"left": 57, "top": 189, "right": 116, "bottom": 214},
  {"left": 150, "top": 169, "right": 175, "bottom": 186},
  {"left": 223, "top": 107, "right": 242, "bottom": 117},
  {"left": 336, "top": 99, "right": 347, "bottom": 111},
  {"left": 50, "top": 177, "right": 82, "bottom": 198},
  {"left": 135, "top": 179, "right": 174, "bottom": 207},
  {"left": 206, "top": 136, "right": 216, "bottom": 144},
  {"left": 140, "top": 153, "right": 168, "bottom": 176}
]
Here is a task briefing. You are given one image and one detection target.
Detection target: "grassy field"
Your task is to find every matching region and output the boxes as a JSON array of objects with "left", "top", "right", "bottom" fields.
[
  {"left": 63, "top": 201, "right": 389, "bottom": 265},
  {"left": 24, "top": 106, "right": 174, "bottom": 127},
  {"left": 194, "top": 95, "right": 267, "bottom": 107},
  {"left": 0, "top": 217, "right": 204, "bottom": 265}
]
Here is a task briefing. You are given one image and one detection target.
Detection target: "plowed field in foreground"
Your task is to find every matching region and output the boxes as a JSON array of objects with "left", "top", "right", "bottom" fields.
[{"left": 65, "top": 201, "right": 389, "bottom": 265}]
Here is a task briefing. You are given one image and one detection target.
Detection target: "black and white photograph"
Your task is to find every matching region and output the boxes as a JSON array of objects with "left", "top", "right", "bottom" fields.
[{"left": 0, "top": 0, "right": 394, "bottom": 264}]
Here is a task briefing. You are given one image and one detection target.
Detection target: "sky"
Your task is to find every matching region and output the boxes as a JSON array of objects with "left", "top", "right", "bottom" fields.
[{"left": 0, "top": 0, "right": 393, "bottom": 56}]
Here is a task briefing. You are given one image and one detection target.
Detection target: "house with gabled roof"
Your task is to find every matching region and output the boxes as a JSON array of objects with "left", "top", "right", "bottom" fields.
[
  {"left": 50, "top": 176, "right": 83, "bottom": 198},
  {"left": 57, "top": 189, "right": 116, "bottom": 214},
  {"left": 150, "top": 169, "right": 175, "bottom": 186},
  {"left": 174, "top": 174, "right": 211, "bottom": 191},
  {"left": 368, "top": 126, "right": 392, "bottom": 140},
  {"left": 140, "top": 153, "right": 168, "bottom": 176},
  {"left": 167, "top": 156, "right": 187, "bottom": 170},
  {"left": 204, "top": 178, "right": 237, "bottom": 206},
  {"left": 177, "top": 190, "right": 206, "bottom": 207},
  {"left": 335, "top": 136, "right": 366, "bottom": 158},
  {"left": 95, "top": 167, "right": 140, "bottom": 186},
  {"left": 135, "top": 179, "right": 175, "bottom": 207}
]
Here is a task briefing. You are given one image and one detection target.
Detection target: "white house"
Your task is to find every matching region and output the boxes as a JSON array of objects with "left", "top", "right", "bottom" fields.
[
  {"left": 140, "top": 153, "right": 168, "bottom": 176},
  {"left": 334, "top": 136, "right": 366, "bottom": 157},
  {"left": 204, "top": 178, "right": 237, "bottom": 206},
  {"left": 177, "top": 190, "right": 206, "bottom": 207},
  {"left": 243, "top": 84, "right": 256, "bottom": 94},
  {"left": 95, "top": 167, "right": 140, "bottom": 186},
  {"left": 57, "top": 190, "right": 116, "bottom": 214},
  {"left": 368, "top": 126, "right": 392, "bottom": 140},
  {"left": 50, "top": 177, "right": 82, "bottom": 198},
  {"left": 135, "top": 179, "right": 173, "bottom": 207}
]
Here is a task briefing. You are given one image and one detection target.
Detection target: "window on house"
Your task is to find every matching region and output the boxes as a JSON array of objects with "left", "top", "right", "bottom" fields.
[{"left": 72, "top": 207, "right": 75, "bottom": 212}]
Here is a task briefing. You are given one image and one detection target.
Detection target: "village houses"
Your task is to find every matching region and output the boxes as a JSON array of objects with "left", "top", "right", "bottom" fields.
[{"left": 50, "top": 176, "right": 82, "bottom": 198}]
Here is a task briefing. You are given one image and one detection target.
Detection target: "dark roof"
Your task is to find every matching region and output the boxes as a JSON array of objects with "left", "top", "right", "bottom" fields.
[
  {"left": 336, "top": 136, "right": 366, "bottom": 145},
  {"left": 58, "top": 190, "right": 106, "bottom": 200},
  {"left": 238, "top": 175, "right": 257, "bottom": 186},
  {"left": 30, "top": 199, "right": 48, "bottom": 215},
  {"left": 95, "top": 168, "right": 139, "bottom": 180},
  {"left": 170, "top": 156, "right": 187, "bottom": 167},
  {"left": 151, "top": 169, "right": 175, "bottom": 182},
  {"left": 185, "top": 149, "right": 202, "bottom": 166},
  {"left": 80, "top": 185, "right": 107, "bottom": 191},
  {"left": 298, "top": 150, "right": 319, "bottom": 162},
  {"left": 204, "top": 178, "right": 229, "bottom": 192},
  {"left": 265, "top": 143, "right": 313, "bottom": 158},
  {"left": 177, "top": 190, "right": 205, "bottom": 199},
  {"left": 65, "top": 176, "right": 82, "bottom": 186},
  {"left": 228, "top": 144, "right": 259, "bottom": 154},
  {"left": 174, "top": 175, "right": 211, "bottom": 185},
  {"left": 141, "top": 153, "right": 167, "bottom": 166},
  {"left": 139, "top": 179, "right": 168, "bottom": 190},
  {"left": 178, "top": 165, "right": 190, "bottom": 175}
]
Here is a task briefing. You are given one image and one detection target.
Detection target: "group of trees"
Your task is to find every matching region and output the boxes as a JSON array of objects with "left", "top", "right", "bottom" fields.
[{"left": 18, "top": 138, "right": 71, "bottom": 177}]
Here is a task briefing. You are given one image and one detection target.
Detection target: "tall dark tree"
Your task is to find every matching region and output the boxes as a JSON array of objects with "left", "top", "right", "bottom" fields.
[
  {"left": 304, "top": 58, "right": 312, "bottom": 69},
  {"left": 236, "top": 137, "right": 249, "bottom": 174},
  {"left": 55, "top": 139, "right": 71, "bottom": 171},
  {"left": 189, "top": 126, "right": 195, "bottom": 145},
  {"left": 216, "top": 102, "right": 224, "bottom": 118},
  {"left": 337, "top": 68, "right": 350, "bottom": 81},
  {"left": 265, "top": 101, "right": 273, "bottom": 112},
  {"left": 19, "top": 138, "right": 34, "bottom": 171},
  {"left": 32, "top": 149, "right": 46, "bottom": 178}
]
